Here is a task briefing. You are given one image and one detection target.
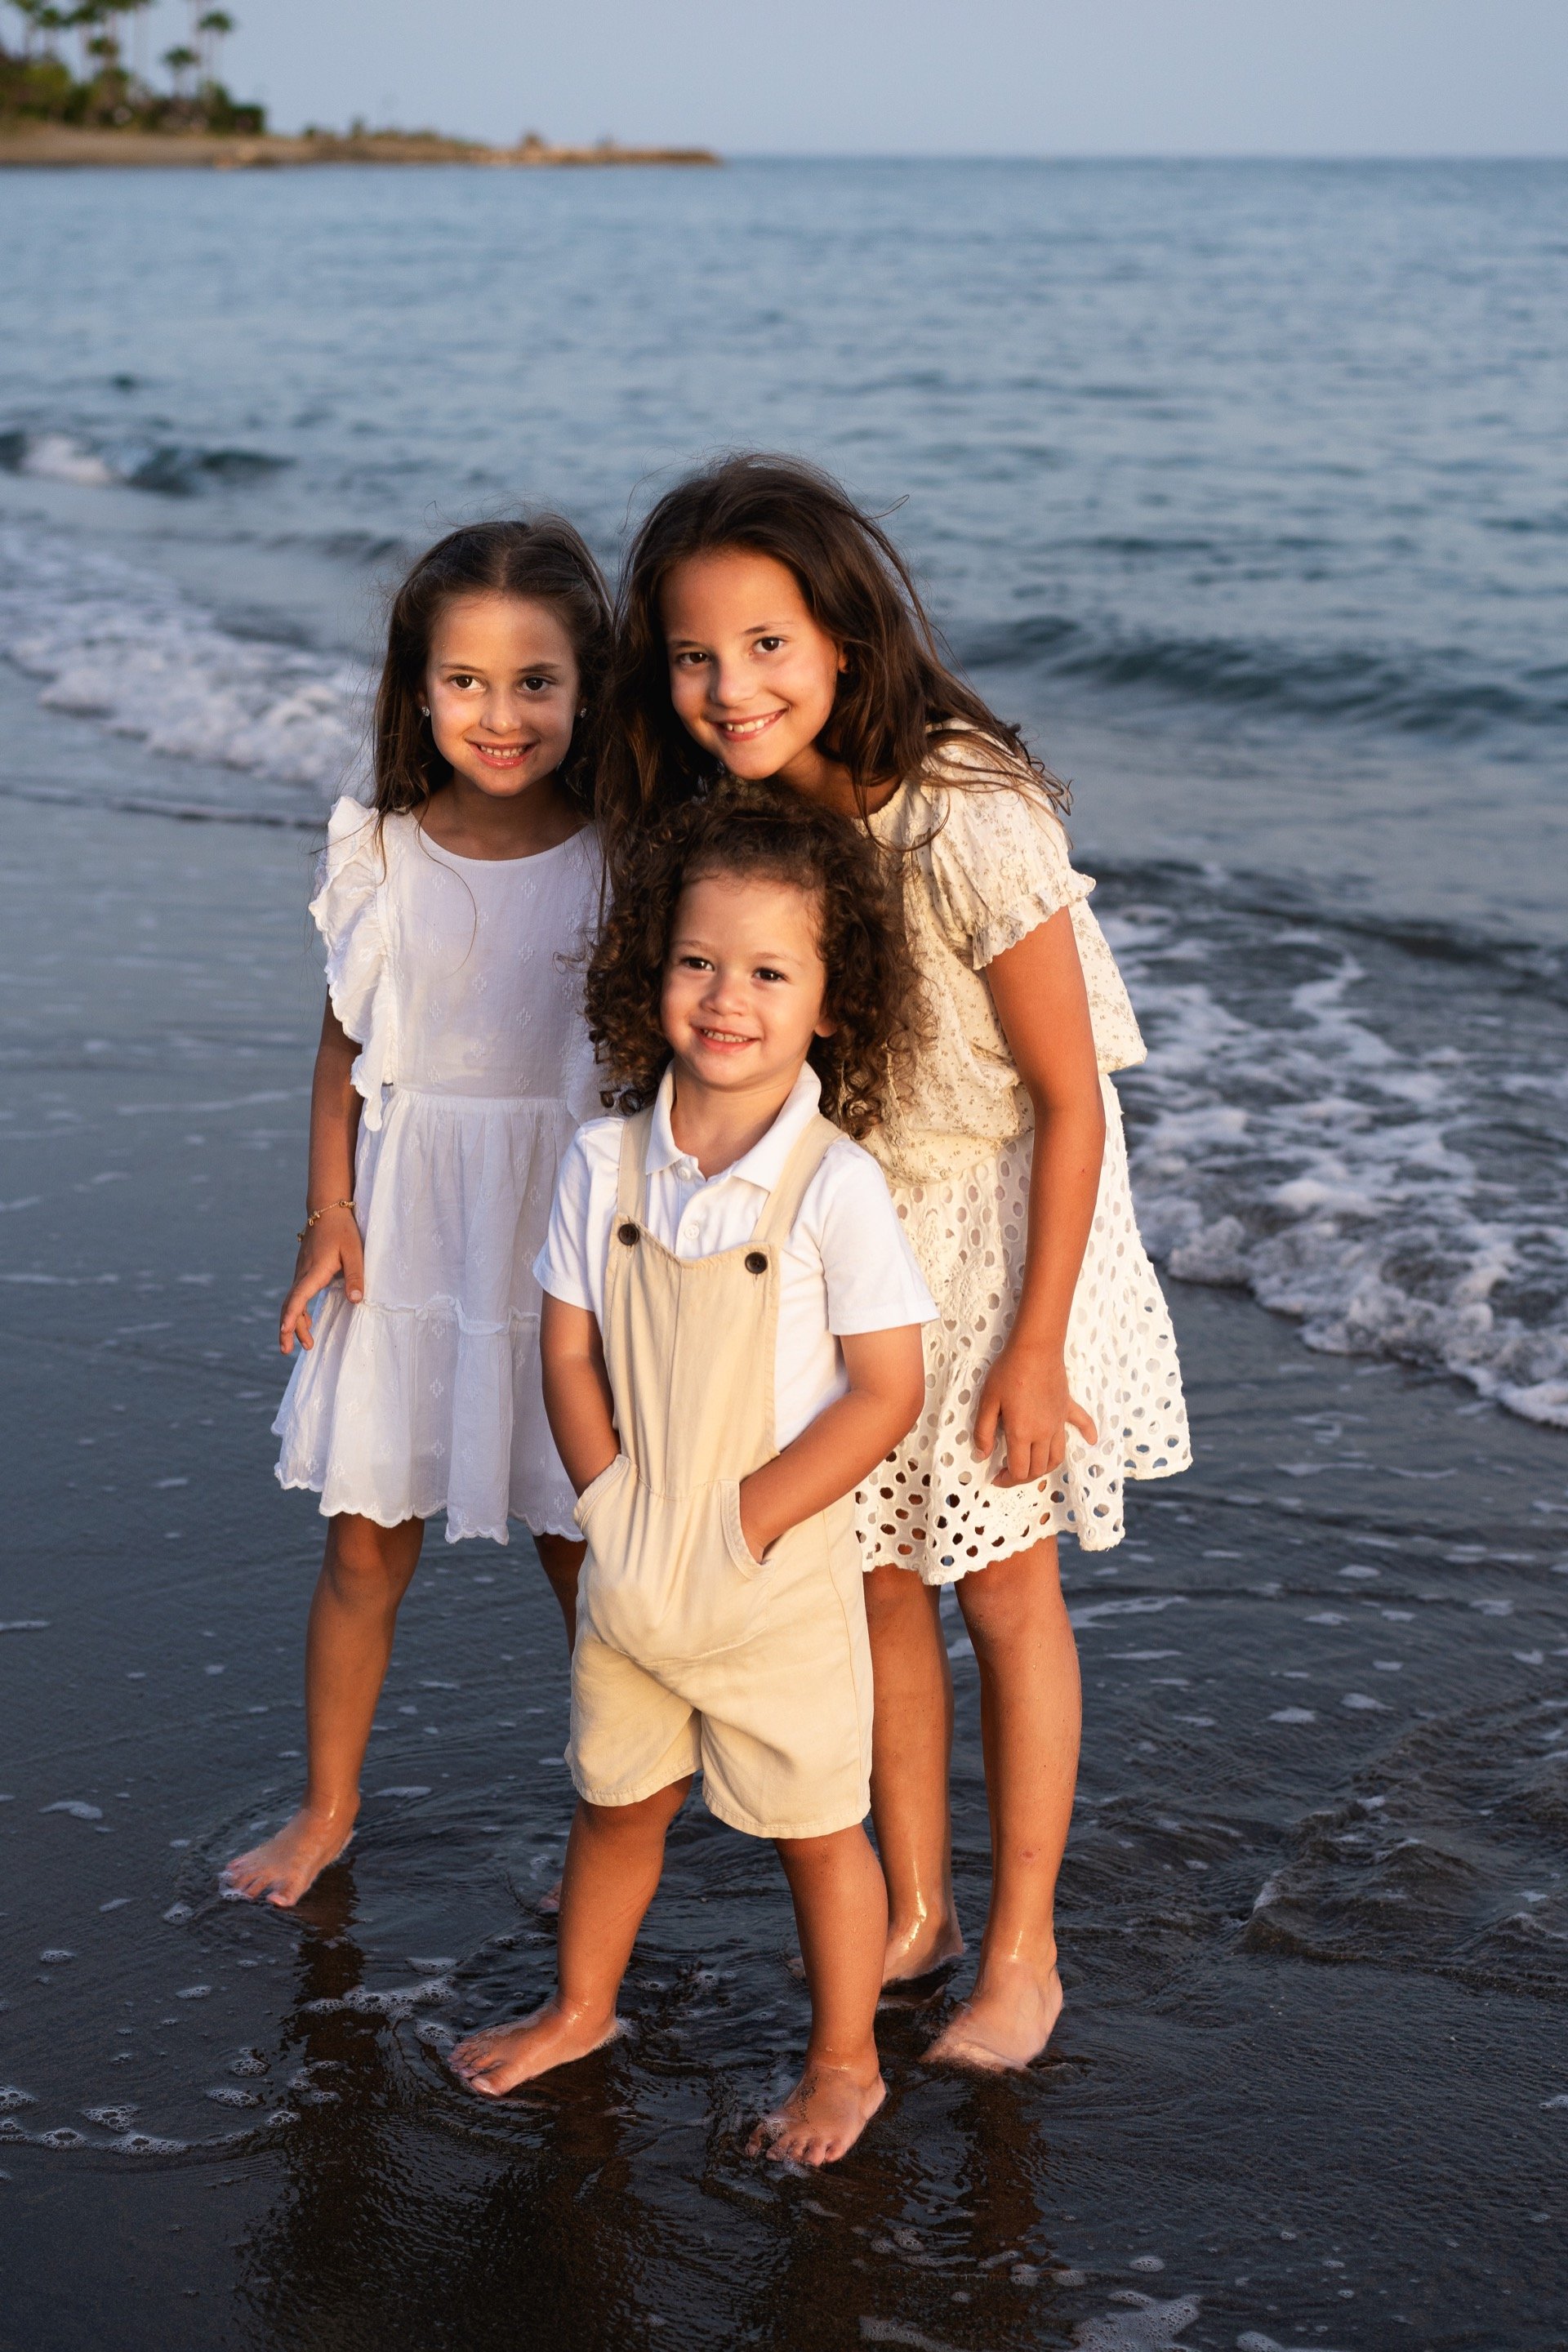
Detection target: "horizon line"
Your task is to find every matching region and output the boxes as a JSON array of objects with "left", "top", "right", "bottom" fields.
[
  {"left": 716, "top": 148, "right": 1567, "bottom": 163},
  {"left": 256, "top": 140, "right": 1567, "bottom": 166}
]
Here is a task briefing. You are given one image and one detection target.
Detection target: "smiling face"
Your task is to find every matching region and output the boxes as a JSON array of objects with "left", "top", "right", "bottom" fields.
[
  {"left": 423, "top": 593, "right": 581, "bottom": 801},
  {"left": 660, "top": 868, "right": 834, "bottom": 1107},
  {"left": 662, "top": 548, "right": 848, "bottom": 800}
]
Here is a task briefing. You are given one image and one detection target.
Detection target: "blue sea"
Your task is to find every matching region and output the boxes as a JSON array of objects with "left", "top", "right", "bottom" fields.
[
  {"left": 2, "top": 158, "right": 1565, "bottom": 1424},
  {"left": 2, "top": 161, "right": 1567, "bottom": 2351}
]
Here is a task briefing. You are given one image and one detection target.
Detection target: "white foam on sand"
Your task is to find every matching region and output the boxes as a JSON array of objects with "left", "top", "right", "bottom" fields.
[{"left": 0, "top": 522, "right": 368, "bottom": 802}]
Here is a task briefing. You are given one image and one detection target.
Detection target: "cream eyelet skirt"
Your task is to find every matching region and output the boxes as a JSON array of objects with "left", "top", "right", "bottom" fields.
[{"left": 856, "top": 1077, "right": 1192, "bottom": 1583}]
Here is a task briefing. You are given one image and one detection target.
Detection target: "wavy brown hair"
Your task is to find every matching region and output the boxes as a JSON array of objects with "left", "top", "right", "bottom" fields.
[
  {"left": 585, "top": 782, "right": 920, "bottom": 1138},
  {"left": 372, "top": 517, "right": 611, "bottom": 820},
  {"left": 599, "top": 451, "right": 1067, "bottom": 873}
]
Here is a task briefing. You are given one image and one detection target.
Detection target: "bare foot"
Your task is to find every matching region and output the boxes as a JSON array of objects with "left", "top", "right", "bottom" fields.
[
  {"left": 448, "top": 1999, "right": 620, "bottom": 2096},
  {"left": 222, "top": 1806, "right": 356, "bottom": 1908},
  {"left": 747, "top": 2061, "right": 886, "bottom": 2167},
  {"left": 882, "top": 1909, "right": 965, "bottom": 1989},
  {"left": 924, "top": 1955, "right": 1063, "bottom": 2071}
]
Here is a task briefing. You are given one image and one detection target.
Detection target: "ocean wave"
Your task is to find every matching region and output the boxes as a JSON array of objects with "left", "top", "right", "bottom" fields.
[
  {"left": 1098, "top": 853, "right": 1568, "bottom": 1006},
  {"left": 3, "top": 528, "right": 1566, "bottom": 1431},
  {"left": 0, "top": 523, "right": 366, "bottom": 799},
  {"left": 1109, "top": 890, "right": 1568, "bottom": 1428},
  {"left": 0, "top": 428, "right": 288, "bottom": 497},
  {"left": 963, "top": 612, "right": 1568, "bottom": 738}
]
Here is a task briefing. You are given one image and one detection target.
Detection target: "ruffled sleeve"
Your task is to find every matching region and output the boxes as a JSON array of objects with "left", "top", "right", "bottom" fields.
[
  {"left": 922, "top": 764, "right": 1094, "bottom": 970},
  {"left": 909, "top": 746, "right": 1148, "bottom": 1076},
  {"left": 309, "top": 797, "right": 395, "bottom": 1130}
]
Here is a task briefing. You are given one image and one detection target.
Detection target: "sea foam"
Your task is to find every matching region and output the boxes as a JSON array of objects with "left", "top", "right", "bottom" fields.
[
  {"left": 0, "top": 522, "right": 367, "bottom": 803},
  {"left": 1109, "top": 897, "right": 1568, "bottom": 1428}
]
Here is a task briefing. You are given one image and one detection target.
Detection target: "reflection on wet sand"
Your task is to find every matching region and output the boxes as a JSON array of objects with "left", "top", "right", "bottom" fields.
[{"left": 236, "top": 1851, "right": 1078, "bottom": 2352}]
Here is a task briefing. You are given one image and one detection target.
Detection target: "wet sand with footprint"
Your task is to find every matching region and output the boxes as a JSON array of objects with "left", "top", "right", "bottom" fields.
[{"left": 2, "top": 773, "right": 1566, "bottom": 2350}]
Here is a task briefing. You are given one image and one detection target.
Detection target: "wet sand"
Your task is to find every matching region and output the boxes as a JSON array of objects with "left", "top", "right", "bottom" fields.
[{"left": 2, "top": 782, "right": 1565, "bottom": 2351}]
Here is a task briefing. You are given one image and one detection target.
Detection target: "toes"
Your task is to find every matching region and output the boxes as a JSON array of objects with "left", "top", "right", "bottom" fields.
[{"left": 450, "top": 2038, "right": 521, "bottom": 2095}]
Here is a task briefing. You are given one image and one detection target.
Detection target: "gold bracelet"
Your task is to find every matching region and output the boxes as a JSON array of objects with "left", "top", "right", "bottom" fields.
[{"left": 296, "top": 1199, "right": 355, "bottom": 1244}]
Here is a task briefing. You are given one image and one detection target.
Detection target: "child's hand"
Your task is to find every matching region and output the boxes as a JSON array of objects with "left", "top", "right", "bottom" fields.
[
  {"left": 973, "top": 1338, "right": 1098, "bottom": 1487},
  {"left": 279, "top": 1206, "right": 364, "bottom": 1354},
  {"left": 737, "top": 1480, "right": 777, "bottom": 1566}
]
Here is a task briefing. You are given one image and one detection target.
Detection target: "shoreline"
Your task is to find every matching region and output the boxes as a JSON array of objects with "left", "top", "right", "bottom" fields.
[
  {"left": 0, "top": 124, "right": 720, "bottom": 169},
  {"left": 0, "top": 778, "right": 1560, "bottom": 2350}
]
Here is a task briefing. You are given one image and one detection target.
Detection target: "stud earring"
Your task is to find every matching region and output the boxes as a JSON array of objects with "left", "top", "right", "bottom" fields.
[{"left": 419, "top": 704, "right": 430, "bottom": 716}]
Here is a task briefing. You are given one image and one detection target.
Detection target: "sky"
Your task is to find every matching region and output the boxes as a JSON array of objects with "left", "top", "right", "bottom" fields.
[{"left": 48, "top": 0, "right": 1568, "bottom": 154}]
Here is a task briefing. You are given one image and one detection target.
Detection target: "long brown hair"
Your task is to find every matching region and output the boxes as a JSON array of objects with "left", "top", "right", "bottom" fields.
[
  {"left": 372, "top": 517, "right": 611, "bottom": 819},
  {"left": 585, "top": 782, "right": 920, "bottom": 1139},
  {"left": 599, "top": 452, "right": 1067, "bottom": 871}
]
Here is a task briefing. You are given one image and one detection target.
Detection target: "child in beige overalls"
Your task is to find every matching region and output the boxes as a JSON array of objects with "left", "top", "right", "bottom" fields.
[
  {"left": 568, "top": 1106, "right": 876, "bottom": 1837},
  {"left": 450, "top": 783, "right": 933, "bottom": 2167}
]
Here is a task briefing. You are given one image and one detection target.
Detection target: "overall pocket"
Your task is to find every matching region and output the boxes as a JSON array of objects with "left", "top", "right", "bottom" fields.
[
  {"left": 719, "top": 1478, "right": 766, "bottom": 1579},
  {"left": 587, "top": 1477, "right": 764, "bottom": 1661},
  {"left": 572, "top": 1451, "right": 631, "bottom": 1538}
]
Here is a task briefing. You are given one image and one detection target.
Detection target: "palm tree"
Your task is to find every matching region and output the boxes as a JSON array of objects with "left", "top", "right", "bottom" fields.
[
  {"left": 9, "top": 0, "right": 49, "bottom": 56},
  {"left": 161, "top": 38, "right": 196, "bottom": 92},
  {"left": 195, "top": 5, "right": 231, "bottom": 82},
  {"left": 69, "top": 1, "right": 110, "bottom": 75},
  {"left": 117, "top": 0, "right": 152, "bottom": 82},
  {"left": 32, "top": 1, "right": 71, "bottom": 57}
]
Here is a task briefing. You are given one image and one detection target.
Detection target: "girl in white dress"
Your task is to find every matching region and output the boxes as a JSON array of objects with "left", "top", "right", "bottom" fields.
[
  {"left": 226, "top": 518, "right": 609, "bottom": 1908},
  {"left": 603, "top": 455, "right": 1192, "bottom": 2070}
]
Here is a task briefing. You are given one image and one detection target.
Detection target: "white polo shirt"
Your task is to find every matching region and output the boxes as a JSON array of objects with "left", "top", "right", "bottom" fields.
[{"left": 535, "top": 1064, "right": 936, "bottom": 1447}]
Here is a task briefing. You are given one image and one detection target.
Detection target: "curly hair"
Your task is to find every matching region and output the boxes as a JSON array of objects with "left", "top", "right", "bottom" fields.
[
  {"left": 372, "top": 516, "right": 611, "bottom": 820},
  {"left": 585, "top": 782, "right": 921, "bottom": 1139},
  {"left": 598, "top": 450, "right": 1067, "bottom": 875}
]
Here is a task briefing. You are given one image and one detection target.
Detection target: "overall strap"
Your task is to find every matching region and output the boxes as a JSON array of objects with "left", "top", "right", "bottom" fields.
[
  {"left": 751, "top": 1113, "right": 843, "bottom": 1252},
  {"left": 614, "top": 1107, "right": 657, "bottom": 1223}
]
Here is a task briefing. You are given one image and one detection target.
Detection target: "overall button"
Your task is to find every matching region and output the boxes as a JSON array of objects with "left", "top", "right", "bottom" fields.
[
  {"left": 745, "top": 1250, "right": 768, "bottom": 1274},
  {"left": 617, "top": 1222, "right": 640, "bottom": 1247}
]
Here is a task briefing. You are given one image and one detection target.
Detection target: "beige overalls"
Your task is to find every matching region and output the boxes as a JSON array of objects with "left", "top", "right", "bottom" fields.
[{"left": 567, "top": 1105, "right": 875, "bottom": 1841}]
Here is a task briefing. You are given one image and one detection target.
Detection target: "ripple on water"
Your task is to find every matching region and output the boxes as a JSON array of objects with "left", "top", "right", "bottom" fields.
[{"left": 1245, "top": 1691, "right": 1568, "bottom": 1995}]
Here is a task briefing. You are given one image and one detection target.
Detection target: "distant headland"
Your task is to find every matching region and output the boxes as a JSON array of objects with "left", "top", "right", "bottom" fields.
[
  {"left": 0, "top": 123, "right": 722, "bottom": 167},
  {"left": 0, "top": 4, "right": 719, "bottom": 168}
]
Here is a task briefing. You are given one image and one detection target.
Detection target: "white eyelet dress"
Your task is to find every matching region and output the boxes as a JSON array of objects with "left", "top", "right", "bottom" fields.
[
  {"left": 273, "top": 797, "right": 602, "bottom": 1544},
  {"left": 858, "top": 746, "right": 1192, "bottom": 1579}
]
